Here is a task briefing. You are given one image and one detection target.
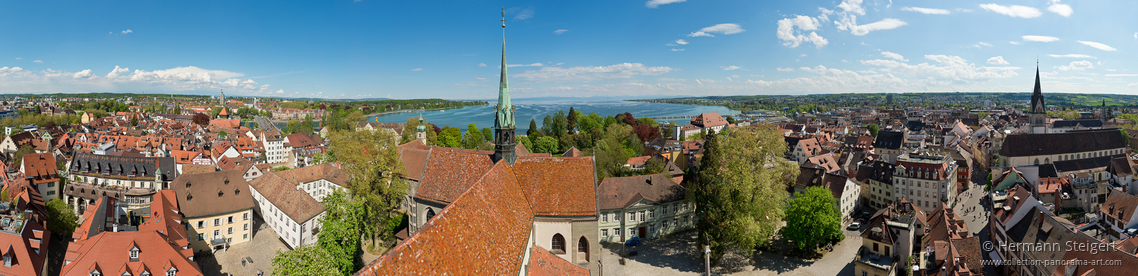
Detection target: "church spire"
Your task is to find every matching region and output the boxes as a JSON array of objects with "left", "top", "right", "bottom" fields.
[
  {"left": 492, "top": 8, "right": 517, "bottom": 165},
  {"left": 1030, "top": 63, "right": 1044, "bottom": 114}
]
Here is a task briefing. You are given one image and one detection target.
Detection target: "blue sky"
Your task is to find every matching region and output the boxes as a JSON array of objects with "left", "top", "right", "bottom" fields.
[{"left": 1, "top": 0, "right": 1135, "bottom": 99}]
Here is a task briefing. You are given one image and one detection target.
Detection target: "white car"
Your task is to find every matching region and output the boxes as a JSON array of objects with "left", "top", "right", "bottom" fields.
[{"left": 847, "top": 222, "right": 861, "bottom": 231}]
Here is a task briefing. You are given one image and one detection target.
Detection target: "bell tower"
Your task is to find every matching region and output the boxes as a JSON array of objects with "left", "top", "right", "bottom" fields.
[
  {"left": 492, "top": 8, "right": 517, "bottom": 165},
  {"left": 1029, "top": 63, "right": 1047, "bottom": 134}
]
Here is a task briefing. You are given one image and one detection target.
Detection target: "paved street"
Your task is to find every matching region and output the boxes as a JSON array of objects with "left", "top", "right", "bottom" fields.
[
  {"left": 603, "top": 227, "right": 864, "bottom": 276},
  {"left": 953, "top": 183, "right": 990, "bottom": 236}
]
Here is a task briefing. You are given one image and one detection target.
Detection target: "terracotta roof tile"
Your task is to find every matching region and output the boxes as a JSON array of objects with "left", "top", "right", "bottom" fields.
[
  {"left": 355, "top": 162, "right": 534, "bottom": 276},
  {"left": 170, "top": 170, "right": 254, "bottom": 219},
  {"left": 597, "top": 174, "right": 684, "bottom": 210},
  {"left": 512, "top": 157, "right": 597, "bottom": 216},
  {"left": 415, "top": 150, "right": 493, "bottom": 204},
  {"left": 248, "top": 172, "right": 325, "bottom": 223},
  {"left": 527, "top": 246, "right": 589, "bottom": 276}
]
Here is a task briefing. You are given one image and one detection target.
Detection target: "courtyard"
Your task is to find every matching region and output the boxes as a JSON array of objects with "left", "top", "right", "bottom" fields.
[
  {"left": 602, "top": 227, "right": 863, "bottom": 276},
  {"left": 196, "top": 215, "right": 288, "bottom": 276}
]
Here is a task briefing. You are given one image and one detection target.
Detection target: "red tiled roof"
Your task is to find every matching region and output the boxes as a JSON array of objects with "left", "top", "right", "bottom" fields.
[
  {"left": 170, "top": 170, "right": 254, "bottom": 219},
  {"left": 21, "top": 153, "right": 58, "bottom": 184},
  {"left": 527, "top": 246, "right": 589, "bottom": 276},
  {"left": 597, "top": 174, "right": 684, "bottom": 210},
  {"left": 61, "top": 230, "right": 202, "bottom": 276},
  {"left": 691, "top": 112, "right": 727, "bottom": 128},
  {"left": 415, "top": 150, "right": 493, "bottom": 204},
  {"left": 248, "top": 172, "right": 325, "bottom": 223},
  {"left": 512, "top": 157, "right": 597, "bottom": 216},
  {"left": 271, "top": 163, "right": 348, "bottom": 187},
  {"left": 355, "top": 162, "right": 534, "bottom": 276}
]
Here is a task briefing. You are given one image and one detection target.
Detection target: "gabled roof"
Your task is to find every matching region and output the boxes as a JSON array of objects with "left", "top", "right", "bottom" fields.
[
  {"left": 355, "top": 161, "right": 534, "bottom": 275},
  {"left": 271, "top": 163, "right": 349, "bottom": 187},
  {"left": 873, "top": 131, "right": 904, "bottom": 150},
  {"left": 512, "top": 157, "right": 597, "bottom": 216},
  {"left": 248, "top": 172, "right": 325, "bottom": 223},
  {"left": 414, "top": 150, "right": 494, "bottom": 204},
  {"left": 527, "top": 246, "right": 589, "bottom": 276},
  {"left": 999, "top": 129, "right": 1126, "bottom": 157},
  {"left": 170, "top": 170, "right": 254, "bottom": 218},
  {"left": 21, "top": 153, "right": 58, "bottom": 184},
  {"left": 596, "top": 174, "right": 684, "bottom": 210}
]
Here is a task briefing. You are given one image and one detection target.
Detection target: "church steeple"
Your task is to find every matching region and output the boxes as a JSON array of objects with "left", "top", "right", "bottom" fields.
[
  {"left": 492, "top": 8, "right": 517, "bottom": 165},
  {"left": 1030, "top": 64, "right": 1045, "bottom": 114}
]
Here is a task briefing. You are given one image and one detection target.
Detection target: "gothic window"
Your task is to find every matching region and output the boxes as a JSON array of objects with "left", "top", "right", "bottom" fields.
[
  {"left": 425, "top": 208, "right": 435, "bottom": 222},
  {"left": 551, "top": 234, "right": 566, "bottom": 254},
  {"left": 578, "top": 237, "right": 590, "bottom": 262}
]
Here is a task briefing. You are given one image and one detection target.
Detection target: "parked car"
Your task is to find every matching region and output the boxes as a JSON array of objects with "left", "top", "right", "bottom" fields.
[
  {"left": 625, "top": 237, "right": 641, "bottom": 246},
  {"left": 847, "top": 222, "right": 861, "bottom": 231}
]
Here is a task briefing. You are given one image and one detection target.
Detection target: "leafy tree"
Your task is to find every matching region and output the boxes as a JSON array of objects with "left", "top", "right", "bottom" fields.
[
  {"left": 665, "top": 120, "right": 679, "bottom": 139},
  {"left": 784, "top": 186, "right": 843, "bottom": 252},
  {"left": 13, "top": 145, "right": 34, "bottom": 165},
  {"left": 517, "top": 136, "right": 533, "bottom": 152},
  {"left": 594, "top": 124, "right": 636, "bottom": 180},
  {"left": 1121, "top": 128, "right": 1130, "bottom": 147},
  {"left": 633, "top": 123, "right": 661, "bottom": 142},
  {"left": 425, "top": 123, "right": 438, "bottom": 146},
  {"left": 400, "top": 117, "right": 420, "bottom": 143},
  {"left": 726, "top": 116, "right": 737, "bottom": 124},
  {"left": 867, "top": 124, "right": 880, "bottom": 138},
  {"left": 534, "top": 136, "right": 559, "bottom": 154},
  {"left": 462, "top": 123, "right": 485, "bottom": 149},
  {"left": 688, "top": 125, "right": 799, "bottom": 262},
  {"left": 192, "top": 113, "right": 210, "bottom": 127},
  {"left": 325, "top": 130, "right": 408, "bottom": 249},
  {"left": 437, "top": 127, "right": 463, "bottom": 148},
  {"left": 577, "top": 112, "right": 604, "bottom": 134},
  {"left": 480, "top": 128, "right": 493, "bottom": 142},
  {"left": 527, "top": 119, "right": 538, "bottom": 137},
  {"left": 46, "top": 199, "right": 79, "bottom": 235},
  {"left": 130, "top": 117, "right": 138, "bottom": 127},
  {"left": 541, "top": 115, "right": 554, "bottom": 136}
]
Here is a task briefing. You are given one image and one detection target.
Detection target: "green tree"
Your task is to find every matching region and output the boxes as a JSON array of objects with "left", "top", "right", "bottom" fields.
[
  {"left": 13, "top": 145, "right": 34, "bottom": 165},
  {"left": 784, "top": 186, "right": 843, "bottom": 252},
  {"left": 534, "top": 136, "right": 559, "bottom": 154},
  {"left": 567, "top": 107, "right": 579, "bottom": 134},
  {"left": 400, "top": 117, "right": 420, "bottom": 143},
  {"left": 867, "top": 124, "right": 880, "bottom": 137},
  {"left": 46, "top": 199, "right": 79, "bottom": 235},
  {"left": 527, "top": 119, "right": 538, "bottom": 137},
  {"left": 577, "top": 112, "right": 604, "bottom": 134},
  {"left": 437, "top": 127, "right": 463, "bottom": 148},
  {"left": 130, "top": 116, "right": 138, "bottom": 127},
  {"left": 481, "top": 127, "right": 493, "bottom": 142},
  {"left": 517, "top": 136, "right": 533, "bottom": 152},
  {"left": 463, "top": 123, "right": 484, "bottom": 149},
  {"left": 325, "top": 130, "right": 408, "bottom": 250},
  {"left": 688, "top": 125, "right": 798, "bottom": 262},
  {"left": 725, "top": 116, "right": 737, "bottom": 124}
]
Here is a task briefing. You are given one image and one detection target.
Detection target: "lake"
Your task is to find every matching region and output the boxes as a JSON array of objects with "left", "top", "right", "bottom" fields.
[{"left": 367, "top": 99, "right": 740, "bottom": 134}]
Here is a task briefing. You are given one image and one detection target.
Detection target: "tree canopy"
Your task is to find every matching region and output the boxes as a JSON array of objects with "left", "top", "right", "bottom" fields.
[
  {"left": 46, "top": 199, "right": 79, "bottom": 235},
  {"left": 688, "top": 125, "right": 799, "bottom": 261},
  {"left": 784, "top": 186, "right": 843, "bottom": 252},
  {"left": 325, "top": 129, "right": 408, "bottom": 245}
]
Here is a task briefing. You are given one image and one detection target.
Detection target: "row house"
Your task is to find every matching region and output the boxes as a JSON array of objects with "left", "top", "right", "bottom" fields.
[
  {"left": 892, "top": 153, "right": 958, "bottom": 210},
  {"left": 248, "top": 169, "right": 325, "bottom": 249},
  {"left": 65, "top": 153, "right": 177, "bottom": 214},
  {"left": 170, "top": 170, "right": 255, "bottom": 252},
  {"left": 596, "top": 174, "right": 694, "bottom": 244}
]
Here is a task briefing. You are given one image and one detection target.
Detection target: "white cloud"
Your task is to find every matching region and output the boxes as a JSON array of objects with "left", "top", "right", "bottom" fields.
[
  {"left": 1049, "top": 54, "right": 1096, "bottom": 59},
  {"left": 835, "top": 16, "right": 907, "bottom": 36},
  {"left": 1054, "top": 60, "right": 1093, "bottom": 71},
  {"left": 656, "top": 78, "right": 686, "bottom": 82},
  {"left": 674, "top": 39, "right": 688, "bottom": 45},
  {"left": 507, "top": 63, "right": 544, "bottom": 67},
  {"left": 1134, "top": 32, "right": 1137, "bottom": 40},
  {"left": 0, "top": 65, "right": 288, "bottom": 95},
  {"left": 901, "top": 7, "right": 950, "bottom": 14},
  {"left": 72, "top": 69, "right": 94, "bottom": 79},
  {"left": 776, "top": 16, "right": 828, "bottom": 48},
  {"left": 986, "top": 56, "right": 1009, "bottom": 65},
  {"left": 979, "top": 4, "right": 1042, "bottom": 18},
  {"left": 1009, "top": 41, "right": 1021, "bottom": 45},
  {"left": 513, "top": 63, "right": 673, "bottom": 82},
  {"left": 646, "top": 0, "right": 685, "bottom": 8},
  {"left": 881, "top": 51, "right": 907, "bottom": 61},
  {"left": 411, "top": 68, "right": 423, "bottom": 71},
  {"left": 275, "top": 89, "right": 284, "bottom": 94},
  {"left": 479, "top": 63, "right": 487, "bottom": 67},
  {"left": 1106, "top": 69, "right": 1117, "bottom": 72},
  {"left": 33, "top": 60, "right": 43, "bottom": 64},
  {"left": 777, "top": 67, "right": 795, "bottom": 72},
  {"left": 837, "top": 0, "right": 866, "bottom": 15},
  {"left": 859, "top": 55, "right": 1021, "bottom": 85},
  {"left": 800, "top": 54, "right": 807, "bottom": 57},
  {"left": 1106, "top": 74, "right": 1138, "bottom": 77},
  {"left": 799, "top": 65, "right": 829, "bottom": 74},
  {"left": 688, "top": 23, "right": 745, "bottom": 37},
  {"left": 973, "top": 42, "right": 993, "bottom": 48},
  {"left": 121, "top": 29, "right": 133, "bottom": 35},
  {"left": 553, "top": 29, "right": 568, "bottom": 35},
  {"left": 670, "top": 48, "right": 685, "bottom": 51},
  {"left": 514, "top": 8, "right": 534, "bottom": 20},
  {"left": 722, "top": 66, "right": 743, "bottom": 71},
  {"left": 1023, "top": 35, "right": 1059, "bottom": 42},
  {"left": 1047, "top": 4, "right": 1072, "bottom": 17},
  {"left": 1077, "top": 41, "right": 1117, "bottom": 51},
  {"left": 13, "top": 58, "right": 20, "bottom": 60}
]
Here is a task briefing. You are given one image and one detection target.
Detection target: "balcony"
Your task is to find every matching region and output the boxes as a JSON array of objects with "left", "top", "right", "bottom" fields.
[{"left": 855, "top": 247, "right": 895, "bottom": 271}]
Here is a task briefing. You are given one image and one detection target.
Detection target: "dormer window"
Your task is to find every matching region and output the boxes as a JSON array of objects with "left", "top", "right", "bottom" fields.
[
  {"left": 91, "top": 270, "right": 102, "bottom": 276},
  {"left": 166, "top": 267, "right": 177, "bottom": 276},
  {"left": 3, "top": 254, "right": 10, "bottom": 267},
  {"left": 129, "top": 246, "right": 140, "bottom": 261}
]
